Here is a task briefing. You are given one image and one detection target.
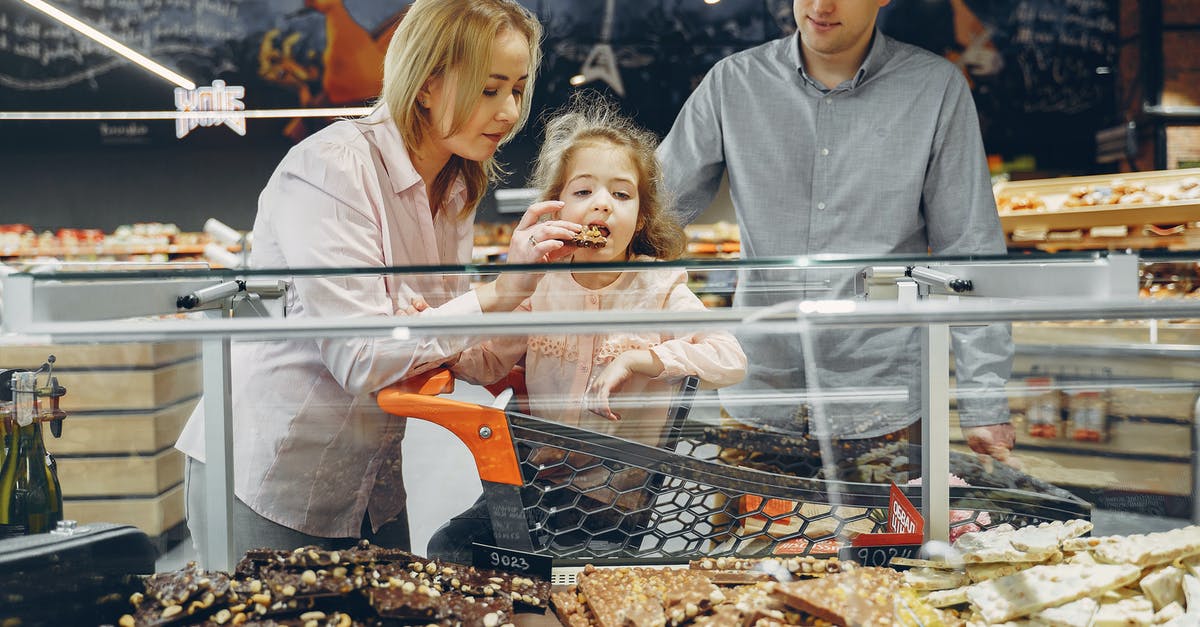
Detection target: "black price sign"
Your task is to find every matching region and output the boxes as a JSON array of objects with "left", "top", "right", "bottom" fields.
[
  {"left": 471, "top": 543, "right": 553, "bottom": 580},
  {"left": 838, "top": 544, "right": 923, "bottom": 568}
]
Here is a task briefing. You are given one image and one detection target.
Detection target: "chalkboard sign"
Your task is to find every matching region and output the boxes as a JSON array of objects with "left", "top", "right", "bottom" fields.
[
  {"left": 0, "top": 0, "right": 1117, "bottom": 169},
  {"left": 879, "top": 0, "right": 1117, "bottom": 168}
]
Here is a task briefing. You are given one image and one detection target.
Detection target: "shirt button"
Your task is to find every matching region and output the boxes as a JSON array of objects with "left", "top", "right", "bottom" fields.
[
  {"left": 589, "top": 295, "right": 598, "bottom": 304},
  {"left": 820, "top": 148, "right": 830, "bottom": 156},
  {"left": 825, "top": 98, "right": 832, "bottom": 104},
  {"left": 817, "top": 202, "right": 826, "bottom": 210}
]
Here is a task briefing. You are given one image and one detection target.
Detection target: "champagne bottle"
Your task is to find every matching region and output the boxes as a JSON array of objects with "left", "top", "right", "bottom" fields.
[
  {"left": 0, "top": 421, "right": 58, "bottom": 536},
  {"left": 0, "top": 371, "right": 60, "bottom": 536}
]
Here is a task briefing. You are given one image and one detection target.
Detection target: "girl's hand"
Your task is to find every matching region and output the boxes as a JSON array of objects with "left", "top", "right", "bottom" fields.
[
  {"left": 584, "top": 350, "right": 666, "bottom": 421},
  {"left": 507, "top": 200, "right": 579, "bottom": 265},
  {"left": 585, "top": 355, "right": 635, "bottom": 421}
]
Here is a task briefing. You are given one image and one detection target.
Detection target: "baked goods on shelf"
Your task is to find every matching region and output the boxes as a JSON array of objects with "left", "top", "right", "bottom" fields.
[
  {"left": 0, "top": 222, "right": 220, "bottom": 262},
  {"left": 994, "top": 168, "right": 1200, "bottom": 251}
]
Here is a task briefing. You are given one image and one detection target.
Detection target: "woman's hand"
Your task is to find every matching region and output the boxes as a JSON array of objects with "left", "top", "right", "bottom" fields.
[
  {"left": 478, "top": 200, "right": 580, "bottom": 312},
  {"left": 585, "top": 350, "right": 665, "bottom": 421},
  {"left": 506, "top": 200, "right": 579, "bottom": 265}
]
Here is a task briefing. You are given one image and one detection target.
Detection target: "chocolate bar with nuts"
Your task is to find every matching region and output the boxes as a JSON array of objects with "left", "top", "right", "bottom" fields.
[
  {"left": 367, "top": 583, "right": 513, "bottom": 625},
  {"left": 571, "top": 225, "right": 608, "bottom": 248},
  {"left": 125, "top": 562, "right": 235, "bottom": 626},
  {"left": 690, "top": 555, "right": 851, "bottom": 583},
  {"left": 771, "top": 567, "right": 902, "bottom": 627},
  {"left": 576, "top": 564, "right": 722, "bottom": 627},
  {"left": 236, "top": 542, "right": 417, "bottom": 580},
  {"left": 551, "top": 587, "right": 597, "bottom": 627},
  {"left": 386, "top": 558, "right": 552, "bottom": 609}
]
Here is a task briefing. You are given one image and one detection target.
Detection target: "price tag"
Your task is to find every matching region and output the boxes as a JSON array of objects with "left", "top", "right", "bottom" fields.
[
  {"left": 838, "top": 544, "right": 923, "bottom": 569},
  {"left": 471, "top": 543, "right": 553, "bottom": 581}
]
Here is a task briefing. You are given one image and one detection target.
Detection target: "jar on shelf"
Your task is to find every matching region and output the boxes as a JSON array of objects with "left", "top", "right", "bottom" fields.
[
  {"left": 1024, "top": 376, "right": 1061, "bottom": 438},
  {"left": 1067, "top": 390, "right": 1109, "bottom": 442}
]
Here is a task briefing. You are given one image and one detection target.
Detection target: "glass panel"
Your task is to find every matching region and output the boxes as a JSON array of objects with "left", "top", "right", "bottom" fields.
[{"left": 2, "top": 252, "right": 1198, "bottom": 591}]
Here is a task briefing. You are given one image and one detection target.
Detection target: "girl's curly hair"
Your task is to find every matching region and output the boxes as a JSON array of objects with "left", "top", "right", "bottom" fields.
[{"left": 529, "top": 92, "right": 686, "bottom": 260}]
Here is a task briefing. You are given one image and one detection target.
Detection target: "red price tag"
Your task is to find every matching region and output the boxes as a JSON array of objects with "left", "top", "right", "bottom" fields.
[{"left": 853, "top": 483, "right": 924, "bottom": 547}]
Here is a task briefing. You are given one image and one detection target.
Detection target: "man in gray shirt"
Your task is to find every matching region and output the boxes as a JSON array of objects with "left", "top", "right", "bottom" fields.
[{"left": 658, "top": 0, "right": 1016, "bottom": 466}]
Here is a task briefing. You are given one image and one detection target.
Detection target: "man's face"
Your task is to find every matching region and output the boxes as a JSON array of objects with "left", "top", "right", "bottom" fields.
[{"left": 793, "top": 0, "right": 889, "bottom": 58}]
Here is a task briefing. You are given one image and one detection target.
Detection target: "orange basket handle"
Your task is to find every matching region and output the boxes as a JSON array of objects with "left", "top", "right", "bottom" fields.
[{"left": 377, "top": 369, "right": 522, "bottom": 486}]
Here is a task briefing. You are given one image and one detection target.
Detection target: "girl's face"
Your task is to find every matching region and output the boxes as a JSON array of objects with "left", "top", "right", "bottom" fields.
[
  {"left": 558, "top": 141, "right": 641, "bottom": 262},
  {"left": 423, "top": 28, "right": 530, "bottom": 164}
]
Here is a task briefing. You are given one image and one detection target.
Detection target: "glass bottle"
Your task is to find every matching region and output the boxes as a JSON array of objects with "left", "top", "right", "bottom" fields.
[{"left": 0, "top": 371, "right": 61, "bottom": 536}]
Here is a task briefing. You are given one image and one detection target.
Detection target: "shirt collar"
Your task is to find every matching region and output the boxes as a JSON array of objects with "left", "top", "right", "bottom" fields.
[
  {"left": 793, "top": 28, "right": 891, "bottom": 92},
  {"left": 360, "top": 106, "right": 467, "bottom": 203}
]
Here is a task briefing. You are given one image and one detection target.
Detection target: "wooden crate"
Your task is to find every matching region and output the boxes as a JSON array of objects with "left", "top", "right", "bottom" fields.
[
  {"left": 2, "top": 342, "right": 198, "bottom": 542},
  {"left": 45, "top": 398, "right": 196, "bottom": 456},
  {"left": 63, "top": 484, "right": 185, "bottom": 537},
  {"left": 56, "top": 448, "right": 184, "bottom": 499}
]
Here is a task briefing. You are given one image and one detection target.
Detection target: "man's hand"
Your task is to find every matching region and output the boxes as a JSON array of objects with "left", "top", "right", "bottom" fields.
[{"left": 963, "top": 423, "right": 1019, "bottom": 471}]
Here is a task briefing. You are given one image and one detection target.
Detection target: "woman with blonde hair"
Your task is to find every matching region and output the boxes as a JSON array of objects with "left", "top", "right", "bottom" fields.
[{"left": 177, "top": 0, "right": 584, "bottom": 559}]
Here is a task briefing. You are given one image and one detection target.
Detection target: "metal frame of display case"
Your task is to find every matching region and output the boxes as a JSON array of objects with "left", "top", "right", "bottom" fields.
[{"left": 2, "top": 252, "right": 1199, "bottom": 570}]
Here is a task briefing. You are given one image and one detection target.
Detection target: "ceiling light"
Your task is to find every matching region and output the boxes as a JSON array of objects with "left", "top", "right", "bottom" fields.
[{"left": 18, "top": 0, "right": 196, "bottom": 90}]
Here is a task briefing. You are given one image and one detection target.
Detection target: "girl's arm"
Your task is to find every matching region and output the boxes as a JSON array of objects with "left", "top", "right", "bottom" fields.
[
  {"left": 647, "top": 281, "right": 748, "bottom": 389},
  {"left": 586, "top": 277, "right": 747, "bottom": 421},
  {"left": 450, "top": 297, "right": 532, "bottom": 385}
]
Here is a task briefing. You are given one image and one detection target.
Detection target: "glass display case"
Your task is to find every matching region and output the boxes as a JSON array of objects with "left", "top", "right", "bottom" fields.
[{"left": 2, "top": 251, "right": 1199, "bottom": 625}]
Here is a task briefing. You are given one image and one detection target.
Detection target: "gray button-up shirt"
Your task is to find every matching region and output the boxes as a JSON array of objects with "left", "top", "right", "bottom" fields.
[{"left": 659, "top": 30, "right": 1013, "bottom": 438}]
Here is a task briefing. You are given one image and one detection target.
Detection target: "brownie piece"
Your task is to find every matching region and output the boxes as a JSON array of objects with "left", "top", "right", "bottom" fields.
[
  {"left": 380, "top": 558, "right": 551, "bottom": 610},
  {"left": 577, "top": 564, "right": 723, "bottom": 627},
  {"left": 771, "top": 567, "right": 902, "bottom": 627},
  {"left": 690, "top": 555, "right": 851, "bottom": 582},
  {"left": 551, "top": 587, "right": 597, "bottom": 627},
  {"left": 571, "top": 225, "right": 608, "bottom": 248},
  {"left": 125, "top": 562, "right": 236, "bottom": 626},
  {"left": 368, "top": 583, "right": 512, "bottom": 625}
]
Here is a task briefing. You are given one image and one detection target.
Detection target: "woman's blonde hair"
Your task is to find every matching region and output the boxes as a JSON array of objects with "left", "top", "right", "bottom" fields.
[
  {"left": 380, "top": 0, "right": 541, "bottom": 218},
  {"left": 530, "top": 93, "right": 686, "bottom": 260}
]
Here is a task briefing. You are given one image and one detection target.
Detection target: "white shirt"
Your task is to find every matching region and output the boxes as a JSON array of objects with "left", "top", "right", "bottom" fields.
[{"left": 176, "top": 107, "right": 483, "bottom": 537}]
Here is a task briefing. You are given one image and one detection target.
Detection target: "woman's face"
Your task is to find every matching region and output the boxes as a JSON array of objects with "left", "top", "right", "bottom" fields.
[
  {"left": 557, "top": 141, "right": 641, "bottom": 263},
  {"left": 423, "top": 28, "right": 530, "bottom": 163}
]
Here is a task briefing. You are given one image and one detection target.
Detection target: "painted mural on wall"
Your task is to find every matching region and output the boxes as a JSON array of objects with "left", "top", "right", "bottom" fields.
[{"left": 0, "top": 0, "right": 1115, "bottom": 169}]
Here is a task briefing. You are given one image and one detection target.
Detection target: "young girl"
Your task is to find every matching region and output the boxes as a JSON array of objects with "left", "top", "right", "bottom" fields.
[{"left": 429, "top": 96, "right": 748, "bottom": 560}]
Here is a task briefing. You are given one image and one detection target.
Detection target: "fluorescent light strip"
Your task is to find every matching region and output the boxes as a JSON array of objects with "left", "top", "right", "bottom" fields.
[
  {"left": 19, "top": 0, "right": 197, "bottom": 90},
  {"left": 0, "top": 107, "right": 375, "bottom": 121}
]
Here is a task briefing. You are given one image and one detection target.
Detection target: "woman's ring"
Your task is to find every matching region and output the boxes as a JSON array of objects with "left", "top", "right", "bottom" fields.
[{"left": 528, "top": 235, "right": 538, "bottom": 247}]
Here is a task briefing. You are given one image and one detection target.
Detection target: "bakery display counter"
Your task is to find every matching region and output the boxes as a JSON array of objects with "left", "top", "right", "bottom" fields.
[{"left": 4, "top": 253, "right": 1200, "bottom": 626}]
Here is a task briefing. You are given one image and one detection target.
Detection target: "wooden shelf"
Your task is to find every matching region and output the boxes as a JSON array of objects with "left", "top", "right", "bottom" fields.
[
  {"left": 996, "top": 168, "right": 1200, "bottom": 251},
  {"left": 0, "top": 243, "right": 209, "bottom": 258},
  {"left": 999, "top": 200, "right": 1200, "bottom": 232},
  {"left": 1007, "top": 232, "right": 1198, "bottom": 252},
  {"left": 686, "top": 241, "right": 741, "bottom": 255}
]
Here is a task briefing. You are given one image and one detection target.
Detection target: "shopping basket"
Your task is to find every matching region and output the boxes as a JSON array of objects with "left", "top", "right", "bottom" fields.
[{"left": 378, "top": 370, "right": 1091, "bottom": 562}]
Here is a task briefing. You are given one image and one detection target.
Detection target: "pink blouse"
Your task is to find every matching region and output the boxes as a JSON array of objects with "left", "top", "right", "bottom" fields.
[
  {"left": 176, "top": 107, "right": 483, "bottom": 537},
  {"left": 453, "top": 264, "right": 747, "bottom": 447}
]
